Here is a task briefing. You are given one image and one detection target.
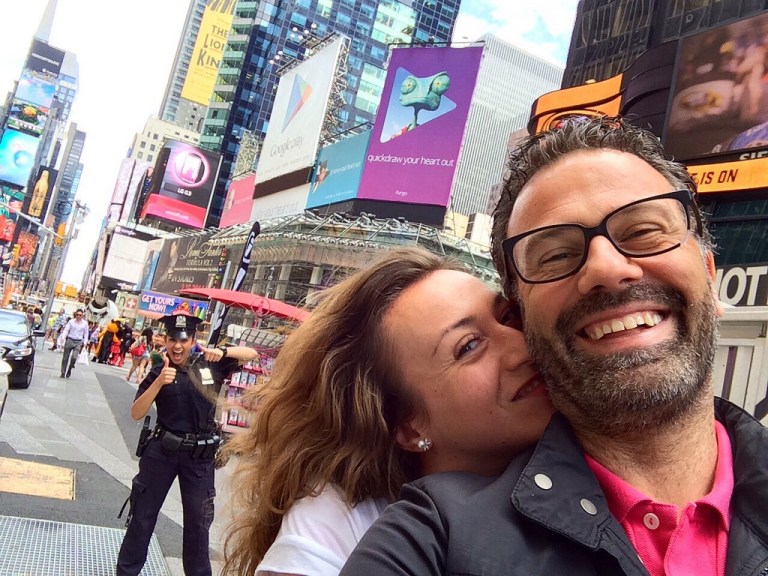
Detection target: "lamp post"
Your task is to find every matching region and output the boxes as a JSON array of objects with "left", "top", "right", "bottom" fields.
[{"left": 40, "top": 200, "right": 88, "bottom": 330}]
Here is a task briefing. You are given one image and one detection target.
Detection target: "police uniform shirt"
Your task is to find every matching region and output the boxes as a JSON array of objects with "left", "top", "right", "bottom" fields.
[{"left": 135, "top": 353, "right": 240, "bottom": 435}]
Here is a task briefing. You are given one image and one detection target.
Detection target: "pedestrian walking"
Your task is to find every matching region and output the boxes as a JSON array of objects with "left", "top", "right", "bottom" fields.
[
  {"left": 59, "top": 309, "right": 89, "bottom": 378},
  {"left": 116, "top": 309, "right": 257, "bottom": 576}
]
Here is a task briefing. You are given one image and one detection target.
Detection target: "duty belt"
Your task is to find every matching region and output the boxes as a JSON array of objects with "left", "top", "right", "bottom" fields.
[{"left": 153, "top": 426, "right": 221, "bottom": 458}]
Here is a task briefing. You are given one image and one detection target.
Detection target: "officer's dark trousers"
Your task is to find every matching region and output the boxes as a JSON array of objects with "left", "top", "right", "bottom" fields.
[{"left": 116, "top": 439, "right": 216, "bottom": 576}]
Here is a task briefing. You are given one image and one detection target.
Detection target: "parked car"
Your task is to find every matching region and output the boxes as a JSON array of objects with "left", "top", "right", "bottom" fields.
[
  {"left": 0, "top": 359, "right": 9, "bottom": 419},
  {"left": 0, "top": 308, "right": 36, "bottom": 389}
]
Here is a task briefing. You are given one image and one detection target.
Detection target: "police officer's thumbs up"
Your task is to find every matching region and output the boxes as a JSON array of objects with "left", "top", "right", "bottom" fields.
[{"left": 159, "top": 355, "right": 176, "bottom": 386}]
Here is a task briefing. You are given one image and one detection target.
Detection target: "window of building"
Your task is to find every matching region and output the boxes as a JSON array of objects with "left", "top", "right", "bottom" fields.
[
  {"left": 153, "top": 134, "right": 159, "bottom": 140},
  {"left": 137, "top": 151, "right": 144, "bottom": 159},
  {"left": 318, "top": 0, "right": 332, "bottom": 18},
  {"left": 356, "top": 63, "right": 385, "bottom": 115},
  {"left": 150, "top": 144, "right": 156, "bottom": 151},
  {"left": 147, "top": 155, "right": 153, "bottom": 163},
  {"left": 140, "top": 141, "right": 146, "bottom": 148},
  {"left": 372, "top": 0, "right": 417, "bottom": 45}
]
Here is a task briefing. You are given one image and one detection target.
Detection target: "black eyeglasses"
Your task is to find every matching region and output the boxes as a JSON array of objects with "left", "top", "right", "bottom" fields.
[{"left": 502, "top": 190, "right": 704, "bottom": 284}]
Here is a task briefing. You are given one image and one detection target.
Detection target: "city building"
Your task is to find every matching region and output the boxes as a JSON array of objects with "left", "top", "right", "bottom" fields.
[
  {"left": 130, "top": 117, "right": 200, "bottom": 166},
  {"left": 158, "top": 0, "right": 236, "bottom": 133},
  {"left": 563, "top": 0, "right": 766, "bottom": 88},
  {"left": 449, "top": 34, "right": 562, "bottom": 217},
  {"left": 198, "top": 0, "right": 462, "bottom": 227},
  {"left": 33, "top": 123, "right": 86, "bottom": 291}
]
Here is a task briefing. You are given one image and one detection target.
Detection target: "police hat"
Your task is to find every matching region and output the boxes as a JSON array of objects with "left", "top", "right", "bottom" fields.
[{"left": 159, "top": 311, "right": 203, "bottom": 340}]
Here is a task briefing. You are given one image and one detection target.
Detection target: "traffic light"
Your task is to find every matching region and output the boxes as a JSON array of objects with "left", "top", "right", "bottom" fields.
[{"left": 54, "top": 223, "right": 67, "bottom": 246}]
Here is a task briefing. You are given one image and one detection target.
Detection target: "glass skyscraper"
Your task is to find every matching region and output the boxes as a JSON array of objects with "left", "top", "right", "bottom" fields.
[{"left": 199, "top": 0, "right": 461, "bottom": 227}]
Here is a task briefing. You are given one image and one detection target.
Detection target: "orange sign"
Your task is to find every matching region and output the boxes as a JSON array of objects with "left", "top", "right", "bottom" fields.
[
  {"left": 687, "top": 157, "right": 768, "bottom": 194},
  {"left": 531, "top": 75, "right": 623, "bottom": 134}
]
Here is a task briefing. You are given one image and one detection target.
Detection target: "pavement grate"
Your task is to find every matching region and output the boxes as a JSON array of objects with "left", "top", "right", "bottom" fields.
[{"left": 0, "top": 515, "right": 169, "bottom": 575}]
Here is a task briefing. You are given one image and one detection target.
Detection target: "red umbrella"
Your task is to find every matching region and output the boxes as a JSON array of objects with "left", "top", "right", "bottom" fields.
[{"left": 178, "top": 287, "right": 309, "bottom": 322}]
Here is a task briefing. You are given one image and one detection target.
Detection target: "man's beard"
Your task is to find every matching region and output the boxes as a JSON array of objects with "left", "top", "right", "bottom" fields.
[{"left": 524, "top": 282, "right": 719, "bottom": 437}]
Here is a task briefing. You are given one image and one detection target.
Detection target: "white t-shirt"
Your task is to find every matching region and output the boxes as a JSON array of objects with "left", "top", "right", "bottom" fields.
[{"left": 256, "top": 484, "right": 388, "bottom": 576}]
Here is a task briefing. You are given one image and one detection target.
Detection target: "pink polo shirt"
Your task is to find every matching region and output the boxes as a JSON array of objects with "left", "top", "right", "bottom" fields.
[{"left": 585, "top": 421, "right": 733, "bottom": 576}]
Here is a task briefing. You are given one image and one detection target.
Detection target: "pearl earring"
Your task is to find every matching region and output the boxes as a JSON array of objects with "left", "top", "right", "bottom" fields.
[{"left": 417, "top": 438, "right": 432, "bottom": 452}]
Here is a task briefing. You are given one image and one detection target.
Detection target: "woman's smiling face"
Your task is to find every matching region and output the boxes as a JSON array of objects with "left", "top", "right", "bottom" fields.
[{"left": 384, "top": 269, "right": 554, "bottom": 476}]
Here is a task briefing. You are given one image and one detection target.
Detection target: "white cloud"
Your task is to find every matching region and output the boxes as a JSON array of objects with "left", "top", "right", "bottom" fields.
[{"left": 454, "top": 0, "right": 579, "bottom": 65}]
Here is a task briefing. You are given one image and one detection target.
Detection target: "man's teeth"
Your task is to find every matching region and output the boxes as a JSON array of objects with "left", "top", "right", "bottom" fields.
[{"left": 586, "top": 312, "right": 663, "bottom": 340}]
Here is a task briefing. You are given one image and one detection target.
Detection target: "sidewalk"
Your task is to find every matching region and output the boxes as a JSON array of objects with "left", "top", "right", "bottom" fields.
[{"left": 0, "top": 343, "right": 233, "bottom": 575}]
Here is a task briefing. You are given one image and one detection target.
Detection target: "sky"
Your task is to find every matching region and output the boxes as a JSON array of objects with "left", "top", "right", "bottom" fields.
[{"left": 0, "top": 0, "right": 578, "bottom": 289}]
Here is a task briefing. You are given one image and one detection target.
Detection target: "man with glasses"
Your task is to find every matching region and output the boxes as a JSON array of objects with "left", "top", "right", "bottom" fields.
[
  {"left": 59, "top": 309, "right": 89, "bottom": 378},
  {"left": 341, "top": 117, "right": 768, "bottom": 575}
]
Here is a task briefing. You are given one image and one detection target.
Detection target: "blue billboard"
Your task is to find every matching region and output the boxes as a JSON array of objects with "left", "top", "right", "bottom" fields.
[
  {"left": 138, "top": 290, "right": 209, "bottom": 320},
  {"left": 306, "top": 131, "right": 371, "bottom": 209},
  {"left": 0, "top": 129, "right": 41, "bottom": 188}
]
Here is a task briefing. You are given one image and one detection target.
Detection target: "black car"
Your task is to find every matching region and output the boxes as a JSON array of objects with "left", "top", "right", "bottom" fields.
[{"left": 0, "top": 309, "right": 36, "bottom": 389}]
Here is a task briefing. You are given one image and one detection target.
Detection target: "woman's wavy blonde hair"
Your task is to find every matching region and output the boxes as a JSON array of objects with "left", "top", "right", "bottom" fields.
[{"left": 221, "top": 246, "right": 466, "bottom": 575}]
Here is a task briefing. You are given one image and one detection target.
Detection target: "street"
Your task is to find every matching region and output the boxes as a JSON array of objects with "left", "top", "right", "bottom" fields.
[{"left": 0, "top": 344, "right": 235, "bottom": 575}]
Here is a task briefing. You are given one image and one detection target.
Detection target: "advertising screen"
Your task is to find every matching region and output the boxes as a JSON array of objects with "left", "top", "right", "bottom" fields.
[
  {"left": 7, "top": 98, "right": 49, "bottom": 135},
  {"left": 15, "top": 70, "right": 56, "bottom": 109},
  {"left": 0, "top": 129, "right": 40, "bottom": 188},
  {"left": 220, "top": 173, "right": 256, "bottom": 228},
  {"left": 151, "top": 233, "right": 228, "bottom": 294},
  {"left": 26, "top": 39, "right": 64, "bottom": 76},
  {"left": 665, "top": 12, "right": 768, "bottom": 159},
  {"left": 357, "top": 46, "right": 483, "bottom": 207},
  {"left": 181, "top": 0, "right": 236, "bottom": 106},
  {"left": 26, "top": 166, "right": 58, "bottom": 218},
  {"left": 255, "top": 37, "right": 345, "bottom": 189},
  {"left": 16, "top": 231, "right": 39, "bottom": 272},
  {"left": 142, "top": 140, "right": 221, "bottom": 228},
  {"left": 138, "top": 290, "right": 209, "bottom": 320},
  {"left": 307, "top": 131, "right": 371, "bottom": 209},
  {"left": 101, "top": 227, "right": 155, "bottom": 286}
]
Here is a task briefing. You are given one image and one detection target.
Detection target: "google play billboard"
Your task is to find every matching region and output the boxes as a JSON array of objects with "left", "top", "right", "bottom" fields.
[
  {"left": 358, "top": 46, "right": 483, "bottom": 207},
  {"left": 255, "top": 37, "right": 345, "bottom": 196}
]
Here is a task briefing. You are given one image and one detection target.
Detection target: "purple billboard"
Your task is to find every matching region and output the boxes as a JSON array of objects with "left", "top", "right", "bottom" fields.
[{"left": 357, "top": 46, "right": 483, "bottom": 207}]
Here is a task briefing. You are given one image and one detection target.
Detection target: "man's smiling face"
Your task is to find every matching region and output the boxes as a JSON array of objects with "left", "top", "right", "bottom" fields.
[{"left": 505, "top": 149, "right": 723, "bottom": 436}]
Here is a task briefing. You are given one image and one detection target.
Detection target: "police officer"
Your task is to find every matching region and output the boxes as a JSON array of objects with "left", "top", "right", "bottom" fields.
[{"left": 116, "top": 309, "right": 257, "bottom": 576}]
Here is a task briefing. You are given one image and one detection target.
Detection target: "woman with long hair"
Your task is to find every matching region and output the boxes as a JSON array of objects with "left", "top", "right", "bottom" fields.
[{"left": 222, "top": 247, "right": 554, "bottom": 575}]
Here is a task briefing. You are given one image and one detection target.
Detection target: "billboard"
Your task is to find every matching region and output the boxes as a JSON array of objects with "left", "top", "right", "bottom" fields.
[
  {"left": 109, "top": 159, "right": 153, "bottom": 224},
  {"left": 220, "top": 173, "right": 256, "bottom": 228},
  {"left": 665, "top": 11, "right": 768, "bottom": 159},
  {"left": 141, "top": 140, "right": 221, "bottom": 228},
  {"left": 26, "top": 39, "right": 64, "bottom": 76},
  {"left": 7, "top": 98, "right": 49, "bottom": 135},
  {"left": 255, "top": 37, "right": 345, "bottom": 190},
  {"left": 306, "top": 131, "right": 371, "bottom": 209},
  {"left": 181, "top": 0, "right": 236, "bottom": 106},
  {"left": 150, "top": 233, "right": 228, "bottom": 294},
  {"left": 13, "top": 40, "right": 63, "bottom": 110},
  {"left": 357, "top": 46, "right": 483, "bottom": 207},
  {"left": 101, "top": 226, "right": 156, "bottom": 287},
  {"left": 26, "top": 166, "right": 58, "bottom": 218},
  {"left": 251, "top": 184, "right": 310, "bottom": 221},
  {"left": 138, "top": 290, "right": 209, "bottom": 321},
  {"left": 16, "top": 231, "right": 39, "bottom": 272},
  {"left": 529, "top": 74, "right": 623, "bottom": 134},
  {"left": 0, "top": 129, "right": 40, "bottom": 188},
  {"left": 115, "top": 291, "right": 140, "bottom": 320}
]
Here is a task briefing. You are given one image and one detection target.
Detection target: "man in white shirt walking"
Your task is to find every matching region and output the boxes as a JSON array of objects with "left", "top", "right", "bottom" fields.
[{"left": 60, "top": 309, "right": 89, "bottom": 378}]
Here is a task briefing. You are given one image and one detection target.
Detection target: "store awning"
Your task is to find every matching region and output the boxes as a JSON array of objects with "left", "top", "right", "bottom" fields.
[{"left": 179, "top": 288, "right": 309, "bottom": 322}]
